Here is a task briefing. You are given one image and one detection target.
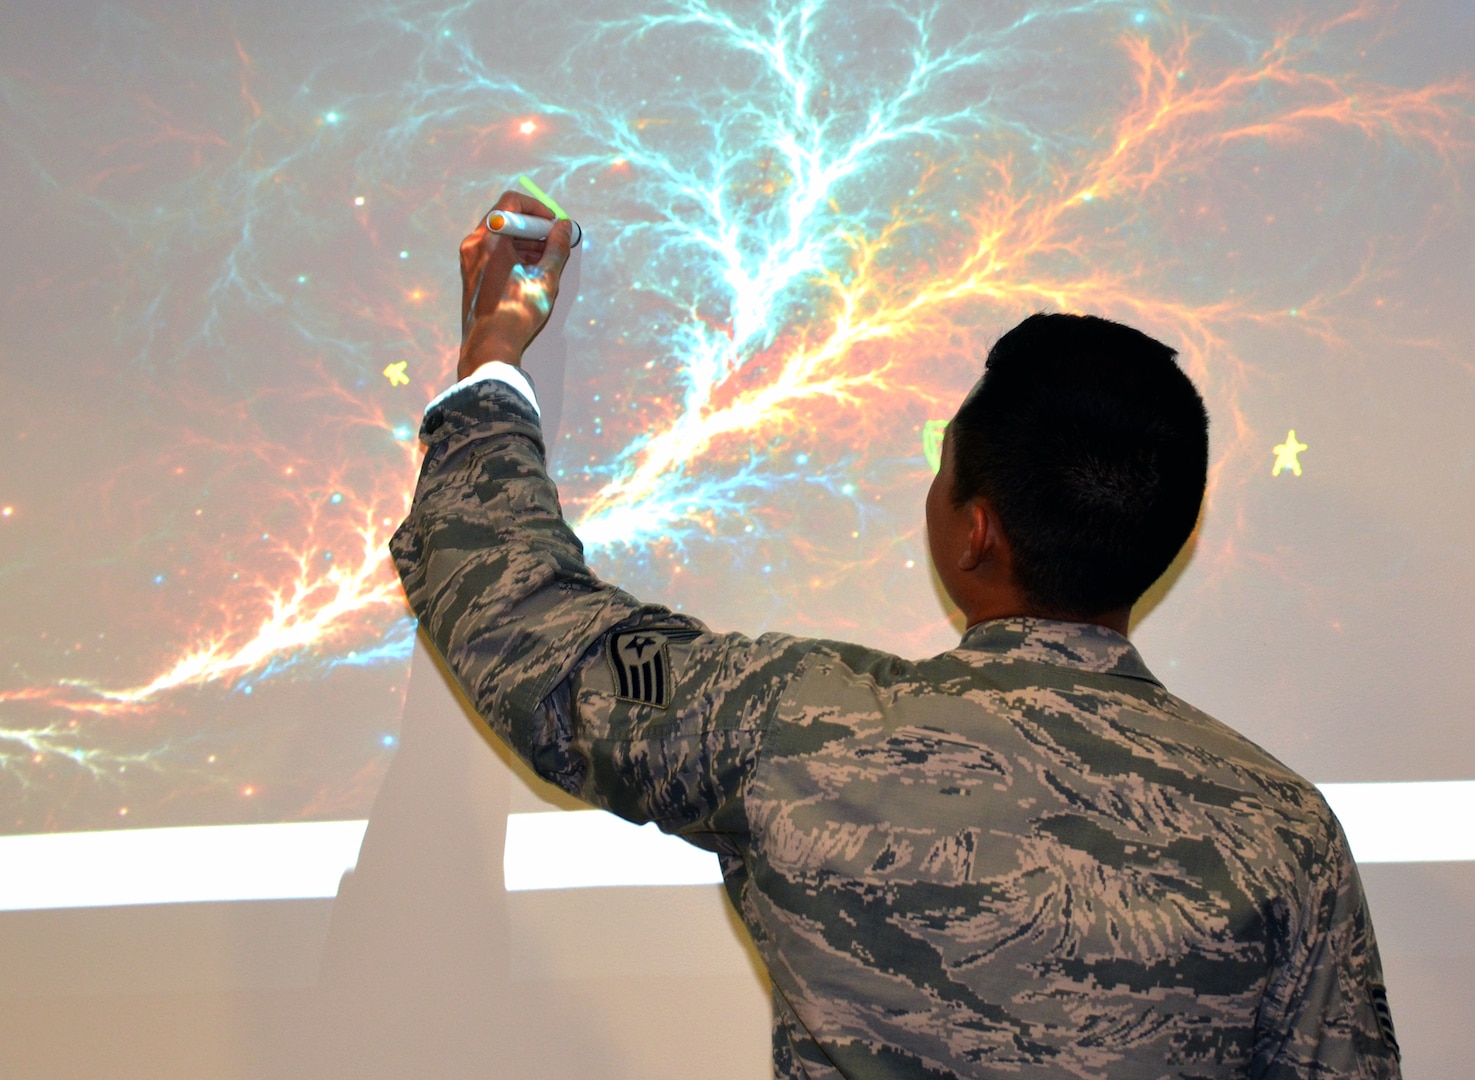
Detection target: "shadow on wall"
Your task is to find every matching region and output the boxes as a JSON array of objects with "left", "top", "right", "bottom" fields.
[
  {"left": 307, "top": 634, "right": 774, "bottom": 1080},
  {"left": 307, "top": 252, "right": 583, "bottom": 1076},
  {"left": 310, "top": 631, "right": 518, "bottom": 1076},
  {"left": 310, "top": 627, "right": 637, "bottom": 1078}
]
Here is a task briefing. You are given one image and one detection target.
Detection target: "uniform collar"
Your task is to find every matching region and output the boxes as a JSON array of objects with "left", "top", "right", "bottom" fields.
[{"left": 956, "top": 617, "right": 1162, "bottom": 686}]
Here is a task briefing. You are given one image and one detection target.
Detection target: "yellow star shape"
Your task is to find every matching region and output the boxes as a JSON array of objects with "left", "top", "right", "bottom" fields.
[
  {"left": 383, "top": 361, "right": 409, "bottom": 387},
  {"left": 1272, "top": 429, "right": 1308, "bottom": 477}
]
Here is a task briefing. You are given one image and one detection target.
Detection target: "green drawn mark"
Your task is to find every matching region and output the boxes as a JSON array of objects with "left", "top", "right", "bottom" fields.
[
  {"left": 518, "top": 175, "right": 568, "bottom": 219},
  {"left": 923, "top": 419, "right": 947, "bottom": 474}
]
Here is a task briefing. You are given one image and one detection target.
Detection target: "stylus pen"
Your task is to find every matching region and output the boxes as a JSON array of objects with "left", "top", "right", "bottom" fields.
[{"left": 484, "top": 209, "right": 583, "bottom": 248}]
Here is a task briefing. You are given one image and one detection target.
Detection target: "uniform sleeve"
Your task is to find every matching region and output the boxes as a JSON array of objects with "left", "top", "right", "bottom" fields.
[
  {"left": 390, "top": 378, "right": 815, "bottom": 846},
  {"left": 1252, "top": 816, "right": 1402, "bottom": 1079}
]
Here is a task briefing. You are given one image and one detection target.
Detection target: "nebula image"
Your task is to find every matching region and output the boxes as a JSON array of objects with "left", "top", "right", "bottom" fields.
[{"left": 1, "top": 0, "right": 1471, "bottom": 835}]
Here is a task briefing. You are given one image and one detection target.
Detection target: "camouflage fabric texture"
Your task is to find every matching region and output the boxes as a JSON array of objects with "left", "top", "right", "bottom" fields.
[{"left": 391, "top": 380, "right": 1400, "bottom": 1079}]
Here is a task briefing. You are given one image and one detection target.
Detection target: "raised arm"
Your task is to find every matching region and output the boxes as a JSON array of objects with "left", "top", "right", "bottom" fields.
[{"left": 390, "top": 196, "right": 814, "bottom": 841}]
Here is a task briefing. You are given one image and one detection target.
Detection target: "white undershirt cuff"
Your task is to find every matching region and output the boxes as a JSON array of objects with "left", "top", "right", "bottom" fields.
[{"left": 425, "top": 361, "right": 541, "bottom": 417}]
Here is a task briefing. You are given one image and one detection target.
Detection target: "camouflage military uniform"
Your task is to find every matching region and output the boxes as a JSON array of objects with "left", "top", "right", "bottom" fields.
[{"left": 392, "top": 379, "right": 1401, "bottom": 1079}]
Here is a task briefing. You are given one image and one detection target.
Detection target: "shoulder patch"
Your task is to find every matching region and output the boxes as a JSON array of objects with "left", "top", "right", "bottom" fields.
[
  {"left": 607, "top": 629, "right": 681, "bottom": 708},
  {"left": 1368, "top": 982, "right": 1399, "bottom": 1056}
]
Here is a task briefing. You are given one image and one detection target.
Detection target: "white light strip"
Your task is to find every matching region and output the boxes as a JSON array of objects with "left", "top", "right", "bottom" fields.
[
  {"left": 1318, "top": 781, "right": 1475, "bottom": 864},
  {"left": 0, "top": 781, "right": 1470, "bottom": 910},
  {"left": 503, "top": 810, "right": 722, "bottom": 891},
  {"left": 504, "top": 781, "right": 1475, "bottom": 891},
  {"left": 0, "top": 820, "right": 368, "bottom": 912}
]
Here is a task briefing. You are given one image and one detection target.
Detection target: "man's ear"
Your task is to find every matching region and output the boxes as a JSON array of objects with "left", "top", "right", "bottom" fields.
[{"left": 957, "top": 501, "right": 992, "bottom": 571}]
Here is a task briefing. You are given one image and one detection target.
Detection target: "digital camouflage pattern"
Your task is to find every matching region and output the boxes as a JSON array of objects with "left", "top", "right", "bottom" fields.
[{"left": 392, "top": 379, "right": 1400, "bottom": 1079}]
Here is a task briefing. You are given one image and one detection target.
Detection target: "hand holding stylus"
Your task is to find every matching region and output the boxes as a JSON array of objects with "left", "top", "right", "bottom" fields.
[{"left": 458, "top": 191, "right": 573, "bottom": 380}]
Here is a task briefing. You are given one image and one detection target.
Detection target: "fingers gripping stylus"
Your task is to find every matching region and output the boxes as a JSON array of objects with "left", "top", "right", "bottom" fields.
[{"left": 484, "top": 209, "right": 583, "bottom": 248}]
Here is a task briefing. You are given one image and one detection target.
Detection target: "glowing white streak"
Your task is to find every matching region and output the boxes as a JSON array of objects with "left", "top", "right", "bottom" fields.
[
  {"left": 0, "top": 821, "right": 368, "bottom": 911},
  {"left": 1320, "top": 781, "right": 1475, "bottom": 864},
  {"left": 504, "top": 810, "right": 721, "bottom": 891},
  {"left": 0, "top": 782, "right": 1468, "bottom": 911},
  {"left": 82, "top": 517, "right": 401, "bottom": 705},
  {"left": 502, "top": 782, "right": 1475, "bottom": 891}
]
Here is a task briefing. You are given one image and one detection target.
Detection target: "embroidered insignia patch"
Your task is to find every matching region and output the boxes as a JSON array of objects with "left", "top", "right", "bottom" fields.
[
  {"left": 608, "top": 629, "right": 675, "bottom": 707},
  {"left": 1368, "top": 982, "right": 1399, "bottom": 1055}
]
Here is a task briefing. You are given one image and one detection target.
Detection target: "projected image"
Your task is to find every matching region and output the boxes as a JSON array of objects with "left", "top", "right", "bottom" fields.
[{"left": 0, "top": 0, "right": 1471, "bottom": 838}]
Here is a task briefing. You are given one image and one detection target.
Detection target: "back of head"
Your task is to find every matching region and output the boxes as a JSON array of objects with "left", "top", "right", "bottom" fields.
[{"left": 950, "top": 313, "right": 1209, "bottom": 619}]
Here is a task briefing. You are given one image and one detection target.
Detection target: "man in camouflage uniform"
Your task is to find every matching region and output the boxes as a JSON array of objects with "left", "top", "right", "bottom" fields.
[{"left": 391, "top": 193, "right": 1401, "bottom": 1078}]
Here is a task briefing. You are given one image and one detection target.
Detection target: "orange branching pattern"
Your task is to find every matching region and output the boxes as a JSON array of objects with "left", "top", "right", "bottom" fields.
[{"left": 1, "top": 1, "right": 1470, "bottom": 825}]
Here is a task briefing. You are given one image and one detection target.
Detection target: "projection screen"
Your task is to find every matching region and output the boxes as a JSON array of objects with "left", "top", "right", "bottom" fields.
[{"left": 1, "top": 1, "right": 1472, "bottom": 1076}]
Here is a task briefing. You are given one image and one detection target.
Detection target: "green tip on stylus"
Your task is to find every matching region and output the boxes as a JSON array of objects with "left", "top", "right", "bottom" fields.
[{"left": 518, "top": 175, "right": 569, "bottom": 220}]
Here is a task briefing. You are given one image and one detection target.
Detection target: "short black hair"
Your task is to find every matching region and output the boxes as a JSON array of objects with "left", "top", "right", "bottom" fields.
[{"left": 950, "top": 312, "right": 1209, "bottom": 617}]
